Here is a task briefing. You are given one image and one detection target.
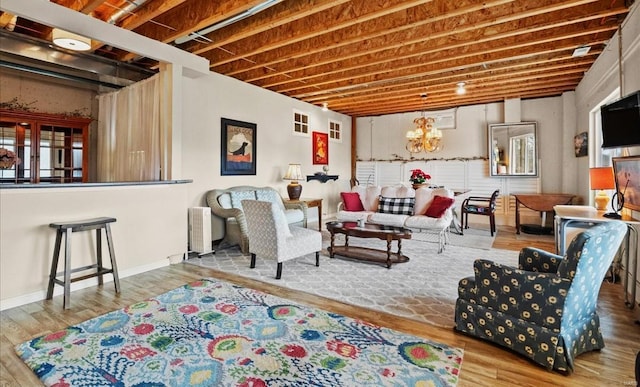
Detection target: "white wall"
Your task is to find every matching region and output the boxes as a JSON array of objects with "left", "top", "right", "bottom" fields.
[
  {"left": 180, "top": 71, "right": 353, "bottom": 229},
  {"left": 355, "top": 97, "right": 568, "bottom": 195},
  {"left": 574, "top": 1, "right": 640, "bottom": 305},
  {"left": 0, "top": 183, "right": 188, "bottom": 309}
]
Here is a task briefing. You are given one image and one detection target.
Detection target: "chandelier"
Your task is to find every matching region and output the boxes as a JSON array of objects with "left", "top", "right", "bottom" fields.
[{"left": 405, "top": 116, "right": 442, "bottom": 154}]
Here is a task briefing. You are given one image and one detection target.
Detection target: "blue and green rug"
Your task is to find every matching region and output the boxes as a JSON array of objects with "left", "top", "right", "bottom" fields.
[{"left": 16, "top": 278, "right": 463, "bottom": 386}]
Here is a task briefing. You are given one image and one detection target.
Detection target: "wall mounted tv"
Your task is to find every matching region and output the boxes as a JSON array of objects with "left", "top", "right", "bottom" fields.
[{"left": 600, "top": 90, "right": 640, "bottom": 149}]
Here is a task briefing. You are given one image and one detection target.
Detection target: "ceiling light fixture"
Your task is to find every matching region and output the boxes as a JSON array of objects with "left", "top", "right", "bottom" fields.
[
  {"left": 456, "top": 82, "right": 466, "bottom": 95},
  {"left": 406, "top": 116, "right": 442, "bottom": 154},
  {"left": 175, "top": 0, "right": 283, "bottom": 45},
  {"left": 322, "top": 102, "right": 328, "bottom": 111},
  {"left": 52, "top": 28, "right": 91, "bottom": 51},
  {"left": 572, "top": 45, "right": 591, "bottom": 57}
]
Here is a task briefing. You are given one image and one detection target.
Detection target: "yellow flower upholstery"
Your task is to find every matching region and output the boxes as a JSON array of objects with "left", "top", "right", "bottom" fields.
[{"left": 455, "top": 221, "right": 627, "bottom": 372}]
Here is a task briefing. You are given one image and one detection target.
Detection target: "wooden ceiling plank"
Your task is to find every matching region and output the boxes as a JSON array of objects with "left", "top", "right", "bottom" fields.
[
  {"left": 335, "top": 74, "right": 586, "bottom": 110},
  {"left": 200, "top": 0, "right": 435, "bottom": 67},
  {"left": 185, "top": 0, "right": 351, "bottom": 56},
  {"left": 214, "top": 0, "right": 615, "bottom": 78},
  {"left": 280, "top": 25, "right": 615, "bottom": 97},
  {"left": 347, "top": 86, "right": 577, "bottom": 116},
  {"left": 244, "top": 3, "right": 627, "bottom": 87},
  {"left": 323, "top": 64, "right": 591, "bottom": 108},
  {"left": 289, "top": 38, "right": 604, "bottom": 101},
  {"left": 130, "top": 0, "right": 266, "bottom": 43},
  {"left": 211, "top": 0, "right": 516, "bottom": 74},
  {"left": 117, "top": 0, "right": 188, "bottom": 31}
]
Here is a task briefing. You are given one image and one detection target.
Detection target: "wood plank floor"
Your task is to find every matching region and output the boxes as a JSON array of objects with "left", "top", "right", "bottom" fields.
[{"left": 1, "top": 225, "right": 639, "bottom": 386}]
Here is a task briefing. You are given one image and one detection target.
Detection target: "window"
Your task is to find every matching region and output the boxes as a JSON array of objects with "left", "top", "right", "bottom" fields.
[
  {"left": 329, "top": 119, "right": 342, "bottom": 142},
  {"left": 293, "top": 110, "right": 309, "bottom": 135}
]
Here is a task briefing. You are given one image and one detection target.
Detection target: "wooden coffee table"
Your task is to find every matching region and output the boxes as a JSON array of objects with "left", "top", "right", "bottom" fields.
[{"left": 326, "top": 221, "right": 412, "bottom": 268}]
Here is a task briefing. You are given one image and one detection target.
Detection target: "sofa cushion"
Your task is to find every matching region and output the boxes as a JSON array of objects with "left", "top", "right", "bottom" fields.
[
  {"left": 341, "top": 192, "right": 365, "bottom": 211},
  {"left": 337, "top": 210, "right": 373, "bottom": 222},
  {"left": 256, "top": 189, "right": 285, "bottom": 211},
  {"left": 218, "top": 192, "right": 232, "bottom": 209},
  {"left": 404, "top": 215, "right": 451, "bottom": 229},
  {"left": 351, "top": 185, "right": 382, "bottom": 212},
  {"left": 369, "top": 212, "right": 409, "bottom": 228},
  {"left": 425, "top": 195, "right": 455, "bottom": 218},
  {"left": 377, "top": 196, "right": 415, "bottom": 215},
  {"left": 229, "top": 190, "right": 257, "bottom": 211}
]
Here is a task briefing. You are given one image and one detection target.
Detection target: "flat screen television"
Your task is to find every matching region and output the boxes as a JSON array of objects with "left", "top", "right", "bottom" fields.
[{"left": 600, "top": 90, "right": 640, "bottom": 149}]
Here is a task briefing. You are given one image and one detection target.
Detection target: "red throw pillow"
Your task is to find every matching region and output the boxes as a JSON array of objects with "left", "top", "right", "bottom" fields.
[
  {"left": 341, "top": 192, "right": 365, "bottom": 211},
  {"left": 425, "top": 195, "right": 455, "bottom": 218}
]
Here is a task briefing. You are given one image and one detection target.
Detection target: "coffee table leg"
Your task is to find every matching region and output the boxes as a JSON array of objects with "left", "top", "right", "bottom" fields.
[
  {"left": 398, "top": 239, "right": 402, "bottom": 256},
  {"left": 329, "top": 232, "right": 335, "bottom": 258},
  {"left": 386, "top": 237, "right": 392, "bottom": 268}
]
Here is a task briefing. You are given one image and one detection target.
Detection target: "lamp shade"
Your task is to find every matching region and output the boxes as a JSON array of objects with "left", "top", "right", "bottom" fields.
[
  {"left": 589, "top": 167, "right": 615, "bottom": 190},
  {"left": 52, "top": 28, "right": 91, "bottom": 51},
  {"left": 283, "top": 163, "right": 303, "bottom": 181}
]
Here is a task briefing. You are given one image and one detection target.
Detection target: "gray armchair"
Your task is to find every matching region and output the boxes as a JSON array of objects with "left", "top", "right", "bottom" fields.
[
  {"left": 206, "top": 186, "right": 307, "bottom": 253},
  {"left": 242, "top": 200, "right": 321, "bottom": 279},
  {"left": 455, "top": 220, "right": 627, "bottom": 372}
]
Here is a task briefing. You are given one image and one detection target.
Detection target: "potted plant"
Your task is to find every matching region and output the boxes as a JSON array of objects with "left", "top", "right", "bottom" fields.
[{"left": 409, "top": 168, "right": 431, "bottom": 189}]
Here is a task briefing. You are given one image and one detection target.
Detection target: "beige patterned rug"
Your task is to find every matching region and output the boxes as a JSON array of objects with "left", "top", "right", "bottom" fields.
[{"left": 187, "top": 231, "right": 518, "bottom": 328}]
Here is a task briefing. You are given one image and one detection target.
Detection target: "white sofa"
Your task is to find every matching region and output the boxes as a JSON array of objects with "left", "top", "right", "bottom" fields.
[{"left": 337, "top": 185, "right": 454, "bottom": 252}]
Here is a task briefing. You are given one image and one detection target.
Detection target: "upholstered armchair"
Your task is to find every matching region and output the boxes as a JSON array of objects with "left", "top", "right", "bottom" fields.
[
  {"left": 455, "top": 220, "right": 627, "bottom": 372},
  {"left": 242, "top": 200, "right": 322, "bottom": 279},
  {"left": 206, "top": 186, "right": 308, "bottom": 253}
]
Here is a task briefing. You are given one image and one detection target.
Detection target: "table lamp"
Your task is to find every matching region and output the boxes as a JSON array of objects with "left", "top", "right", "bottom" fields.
[
  {"left": 589, "top": 167, "right": 615, "bottom": 211},
  {"left": 283, "top": 163, "right": 303, "bottom": 200}
]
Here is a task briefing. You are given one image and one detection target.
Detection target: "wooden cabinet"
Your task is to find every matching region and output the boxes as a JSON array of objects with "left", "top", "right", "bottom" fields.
[{"left": 0, "top": 110, "right": 91, "bottom": 183}]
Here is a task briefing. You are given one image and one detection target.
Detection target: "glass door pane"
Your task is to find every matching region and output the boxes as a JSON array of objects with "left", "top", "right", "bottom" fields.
[{"left": 0, "top": 120, "right": 31, "bottom": 182}]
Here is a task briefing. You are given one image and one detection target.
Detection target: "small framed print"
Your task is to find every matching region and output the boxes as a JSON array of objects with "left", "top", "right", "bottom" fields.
[
  {"left": 221, "top": 118, "right": 256, "bottom": 175},
  {"left": 312, "top": 131, "right": 328, "bottom": 165},
  {"left": 574, "top": 132, "right": 588, "bottom": 157}
]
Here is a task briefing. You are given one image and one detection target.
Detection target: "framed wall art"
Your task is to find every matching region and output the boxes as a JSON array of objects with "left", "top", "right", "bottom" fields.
[
  {"left": 574, "top": 132, "right": 588, "bottom": 157},
  {"left": 221, "top": 118, "right": 257, "bottom": 175},
  {"left": 612, "top": 156, "right": 640, "bottom": 211},
  {"left": 312, "top": 131, "right": 328, "bottom": 165}
]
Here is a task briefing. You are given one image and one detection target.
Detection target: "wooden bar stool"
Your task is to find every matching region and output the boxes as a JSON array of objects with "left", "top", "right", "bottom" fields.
[{"left": 47, "top": 217, "right": 120, "bottom": 309}]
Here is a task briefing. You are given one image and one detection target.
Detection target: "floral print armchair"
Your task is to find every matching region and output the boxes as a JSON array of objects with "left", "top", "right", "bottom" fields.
[{"left": 455, "top": 220, "right": 627, "bottom": 372}]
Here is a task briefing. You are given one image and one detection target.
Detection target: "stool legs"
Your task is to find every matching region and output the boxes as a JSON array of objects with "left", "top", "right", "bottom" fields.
[
  {"left": 63, "top": 230, "right": 72, "bottom": 310},
  {"left": 46, "top": 230, "right": 63, "bottom": 300},
  {"left": 105, "top": 224, "right": 120, "bottom": 293},
  {"left": 47, "top": 222, "right": 120, "bottom": 310},
  {"left": 96, "top": 228, "right": 103, "bottom": 286}
]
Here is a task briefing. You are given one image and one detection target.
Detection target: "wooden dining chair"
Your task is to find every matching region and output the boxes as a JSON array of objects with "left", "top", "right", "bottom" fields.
[{"left": 461, "top": 189, "right": 500, "bottom": 236}]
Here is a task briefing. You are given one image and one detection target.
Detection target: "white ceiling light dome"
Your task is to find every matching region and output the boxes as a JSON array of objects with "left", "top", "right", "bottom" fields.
[{"left": 52, "top": 29, "right": 91, "bottom": 51}]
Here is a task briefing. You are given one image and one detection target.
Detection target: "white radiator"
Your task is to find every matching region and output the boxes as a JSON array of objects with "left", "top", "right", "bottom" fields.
[{"left": 188, "top": 207, "right": 212, "bottom": 254}]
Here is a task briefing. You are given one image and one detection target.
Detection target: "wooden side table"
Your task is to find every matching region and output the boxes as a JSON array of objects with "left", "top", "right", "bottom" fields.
[{"left": 284, "top": 198, "right": 323, "bottom": 231}]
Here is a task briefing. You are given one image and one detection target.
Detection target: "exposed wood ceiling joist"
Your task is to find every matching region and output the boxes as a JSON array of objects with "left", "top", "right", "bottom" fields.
[{"left": 1, "top": 0, "right": 633, "bottom": 117}]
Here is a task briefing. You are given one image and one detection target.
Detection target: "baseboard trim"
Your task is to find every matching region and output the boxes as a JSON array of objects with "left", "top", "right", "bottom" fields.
[{"left": 0, "top": 260, "right": 169, "bottom": 311}]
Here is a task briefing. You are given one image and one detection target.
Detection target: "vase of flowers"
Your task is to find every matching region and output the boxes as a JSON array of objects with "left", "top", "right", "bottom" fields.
[
  {"left": 0, "top": 147, "right": 20, "bottom": 169},
  {"left": 409, "top": 168, "right": 431, "bottom": 189}
]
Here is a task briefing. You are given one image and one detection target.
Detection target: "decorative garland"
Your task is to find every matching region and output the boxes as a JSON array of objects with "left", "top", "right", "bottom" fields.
[
  {"left": 357, "top": 156, "right": 488, "bottom": 163},
  {"left": 0, "top": 97, "right": 92, "bottom": 119}
]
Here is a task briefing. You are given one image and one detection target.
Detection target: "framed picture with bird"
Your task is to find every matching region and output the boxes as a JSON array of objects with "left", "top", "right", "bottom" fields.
[{"left": 221, "top": 118, "right": 257, "bottom": 175}]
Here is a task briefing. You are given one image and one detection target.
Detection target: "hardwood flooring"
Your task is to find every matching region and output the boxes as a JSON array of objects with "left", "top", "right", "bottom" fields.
[{"left": 1, "top": 225, "right": 638, "bottom": 386}]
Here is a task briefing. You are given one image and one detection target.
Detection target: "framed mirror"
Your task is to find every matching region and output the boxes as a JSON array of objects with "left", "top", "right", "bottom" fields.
[{"left": 488, "top": 122, "right": 538, "bottom": 177}]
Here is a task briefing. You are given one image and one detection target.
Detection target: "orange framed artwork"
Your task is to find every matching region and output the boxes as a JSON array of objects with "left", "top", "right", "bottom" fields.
[{"left": 312, "top": 131, "right": 328, "bottom": 165}]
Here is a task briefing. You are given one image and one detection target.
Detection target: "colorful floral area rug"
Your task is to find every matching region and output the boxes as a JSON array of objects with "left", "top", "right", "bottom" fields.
[{"left": 16, "top": 278, "right": 463, "bottom": 386}]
